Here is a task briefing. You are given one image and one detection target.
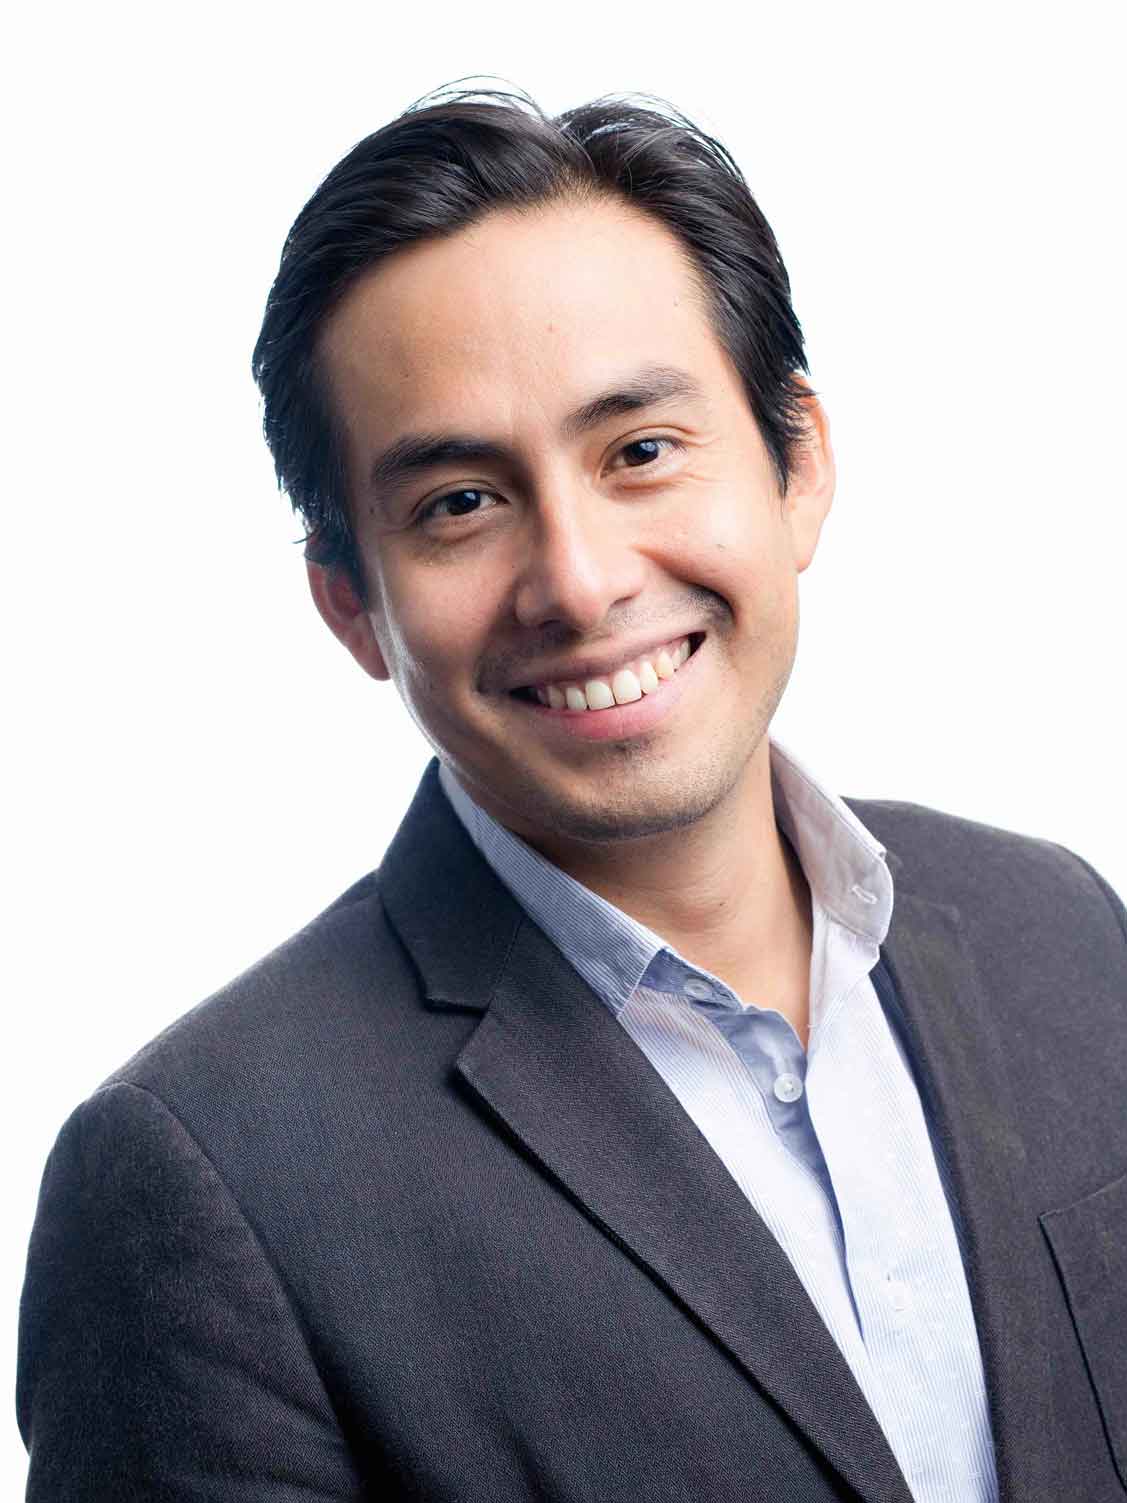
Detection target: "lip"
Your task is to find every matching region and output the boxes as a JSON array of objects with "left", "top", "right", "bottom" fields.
[
  {"left": 500, "top": 630, "right": 703, "bottom": 695},
  {"left": 509, "top": 635, "right": 701, "bottom": 742}
]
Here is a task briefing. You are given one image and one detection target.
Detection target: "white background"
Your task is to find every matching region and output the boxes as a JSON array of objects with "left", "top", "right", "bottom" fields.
[{"left": 5, "top": 0, "right": 1124, "bottom": 1485}]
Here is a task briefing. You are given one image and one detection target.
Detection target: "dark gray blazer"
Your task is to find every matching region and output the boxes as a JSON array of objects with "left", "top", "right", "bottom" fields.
[{"left": 17, "top": 761, "right": 1127, "bottom": 1501}]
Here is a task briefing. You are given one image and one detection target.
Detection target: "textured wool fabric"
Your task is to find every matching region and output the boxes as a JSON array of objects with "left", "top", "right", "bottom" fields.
[{"left": 16, "top": 760, "right": 1127, "bottom": 1501}]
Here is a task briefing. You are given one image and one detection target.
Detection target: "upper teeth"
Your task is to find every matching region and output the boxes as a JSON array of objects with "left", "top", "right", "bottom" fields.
[{"left": 533, "top": 637, "right": 693, "bottom": 711}]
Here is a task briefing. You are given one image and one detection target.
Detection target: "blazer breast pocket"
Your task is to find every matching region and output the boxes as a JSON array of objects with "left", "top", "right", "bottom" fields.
[{"left": 1041, "top": 1171, "right": 1127, "bottom": 1491}]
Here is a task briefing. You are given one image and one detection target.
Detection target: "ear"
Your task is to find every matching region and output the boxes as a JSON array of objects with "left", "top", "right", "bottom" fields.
[
  {"left": 306, "top": 560, "right": 390, "bottom": 681},
  {"left": 783, "top": 386, "right": 836, "bottom": 574}
]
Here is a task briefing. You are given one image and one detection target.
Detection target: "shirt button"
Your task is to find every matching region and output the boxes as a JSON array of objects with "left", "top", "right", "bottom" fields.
[
  {"left": 773, "top": 1072, "right": 804, "bottom": 1103},
  {"left": 886, "top": 1279, "right": 913, "bottom": 1314},
  {"left": 683, "top": 976, "right": 713, "bottom": 1001}
]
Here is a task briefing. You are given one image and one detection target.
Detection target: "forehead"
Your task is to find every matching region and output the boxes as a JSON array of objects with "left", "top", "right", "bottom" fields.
[{"left": 318, "top": 197, "right": 732, "bottom": 439}]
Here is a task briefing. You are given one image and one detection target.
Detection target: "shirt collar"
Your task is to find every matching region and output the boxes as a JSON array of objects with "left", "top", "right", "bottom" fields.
[
  {"left": 438, "top": 759, "right": 663, "bottom": 1010},
  {"left": 437, "top": 735, "right": 893, "bottom": 1017},
  {"left": 768, "top": 735, "right": 892, "bottom": 945}
]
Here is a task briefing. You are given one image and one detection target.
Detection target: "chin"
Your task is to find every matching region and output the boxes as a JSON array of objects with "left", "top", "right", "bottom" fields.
[
  {"left": 544, "top": 799, "right": 716, "bottom": 846},
  {"left": 502, "top": 750, "right": 746, "bottom": 848}
]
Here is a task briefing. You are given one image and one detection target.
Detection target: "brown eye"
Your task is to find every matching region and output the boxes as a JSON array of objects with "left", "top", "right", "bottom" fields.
[
  {"left": 612, "top": 436, "right": 682, "bottom": 472},
  {"left": 621, "top": 439, "right": 664, "bottom": 467},
  {"left": 440, "top": 490, "right": 487, "bottom": 516},
  {"left": 419, "top": 488, "right": 500, "bottom": 525}
]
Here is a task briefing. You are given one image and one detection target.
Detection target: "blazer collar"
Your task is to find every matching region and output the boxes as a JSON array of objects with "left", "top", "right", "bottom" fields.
[
  {"left": 378, "top": 759, "right": 524, "bottom": 1013},
  {"left": 380, "top": 763, "right": 1055, "bottom": 1502}
]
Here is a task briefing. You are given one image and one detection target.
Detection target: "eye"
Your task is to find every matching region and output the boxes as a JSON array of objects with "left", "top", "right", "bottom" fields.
[
  {"left": 418, "top": 488, "right": 500, "bottom": 524},
  {"left": 613, "top": 436, "right": 683, "bottom": 470}
]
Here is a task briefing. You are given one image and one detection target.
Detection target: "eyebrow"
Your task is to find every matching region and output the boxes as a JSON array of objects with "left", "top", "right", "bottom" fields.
[{"left": 367, "top": 364, "right": 706, "bottom": 498}]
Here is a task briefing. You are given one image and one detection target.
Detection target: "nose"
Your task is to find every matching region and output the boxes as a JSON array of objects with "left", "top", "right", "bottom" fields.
[{"left": 511, "top": 491, "right": 647, "bottom": 633}]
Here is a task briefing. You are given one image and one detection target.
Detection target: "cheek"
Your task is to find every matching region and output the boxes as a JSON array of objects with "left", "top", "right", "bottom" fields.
[
  {"left": 662, "top": 490, "right": 790, "bottom": 608},
  {"left": 376, "top": 565, "right": 499, "bottom": 694}
]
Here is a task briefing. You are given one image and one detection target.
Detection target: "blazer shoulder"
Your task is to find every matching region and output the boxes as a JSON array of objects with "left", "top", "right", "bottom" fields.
[
  {"left": 99, "top": 863, "right": 422, "bottom": 1106},
  {"left": 845, "top": 794, "right": 1127, "bottom": 947}
]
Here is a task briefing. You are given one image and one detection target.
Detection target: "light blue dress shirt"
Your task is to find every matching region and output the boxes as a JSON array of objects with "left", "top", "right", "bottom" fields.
[{"left": 438, "top": 738, "right": 999, "bottom": 1502}]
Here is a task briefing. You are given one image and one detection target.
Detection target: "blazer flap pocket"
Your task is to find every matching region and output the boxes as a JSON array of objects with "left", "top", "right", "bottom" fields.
[{"left": 1041, "top": 1171, "right": 1127, "bottom": 1490}]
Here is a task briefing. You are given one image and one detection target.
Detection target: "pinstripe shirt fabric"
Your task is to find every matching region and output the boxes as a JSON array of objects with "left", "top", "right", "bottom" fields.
[{"left": 438, "top": 739, "right": 999, "bottom": 1502}]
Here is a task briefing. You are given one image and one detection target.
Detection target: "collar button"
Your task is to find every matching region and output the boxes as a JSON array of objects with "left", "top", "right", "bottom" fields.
[{"left": 683, "top": 976, "right": 713, "bottom": 1001}]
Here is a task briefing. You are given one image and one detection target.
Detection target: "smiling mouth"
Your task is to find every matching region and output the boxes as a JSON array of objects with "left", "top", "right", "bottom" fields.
[{"left": 509, "top": 633, "right": 704, "bottom": 712}]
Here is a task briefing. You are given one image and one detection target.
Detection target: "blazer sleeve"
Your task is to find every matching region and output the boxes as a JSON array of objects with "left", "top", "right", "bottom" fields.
[{"left": 17, "top": 1080, "right": 365, "bottom": 1501}]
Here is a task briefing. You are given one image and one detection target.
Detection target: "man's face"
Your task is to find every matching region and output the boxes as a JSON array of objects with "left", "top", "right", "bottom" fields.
[{"left": 316, "top": 197, "right": 833, "bottom": 849}]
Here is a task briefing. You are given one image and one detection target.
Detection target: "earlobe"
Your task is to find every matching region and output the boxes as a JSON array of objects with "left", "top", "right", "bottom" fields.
[{"left": 306, "top": 561, "right": 390, "bottom": 681}]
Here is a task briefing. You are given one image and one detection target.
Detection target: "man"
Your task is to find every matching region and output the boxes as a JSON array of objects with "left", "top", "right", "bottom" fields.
[{"left": 17, "top": 86, "right": 1127, "bottom": 1502}]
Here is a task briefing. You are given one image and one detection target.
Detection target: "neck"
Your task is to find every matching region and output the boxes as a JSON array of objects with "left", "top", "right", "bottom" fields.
[{"left": 520, "top": 741, "right": 815, "bottom": 1038}]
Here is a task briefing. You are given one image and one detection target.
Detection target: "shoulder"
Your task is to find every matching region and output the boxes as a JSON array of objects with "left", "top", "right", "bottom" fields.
[
  {"left": 30, "top": 859, "right": 485, "bottom": 1249},
  {"left": 845, "top": 794, "right": 1126, "bottom": 948},
  {"left": 94, "top": 865, "right": 429, "bottom": 1125}
]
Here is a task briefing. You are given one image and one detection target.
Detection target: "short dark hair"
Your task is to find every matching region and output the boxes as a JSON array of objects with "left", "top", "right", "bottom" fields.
[{"left": 251, "top": 82, "right": 809, "bottom": 602}]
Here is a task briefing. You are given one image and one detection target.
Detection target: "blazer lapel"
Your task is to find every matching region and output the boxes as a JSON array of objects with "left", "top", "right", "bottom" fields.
[
  {"left": 872, "top": 872, "right": 1058, "bottom": 1503},
  {"left": 381, "top": 764, "right": 914, "bottom": 1503}
]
